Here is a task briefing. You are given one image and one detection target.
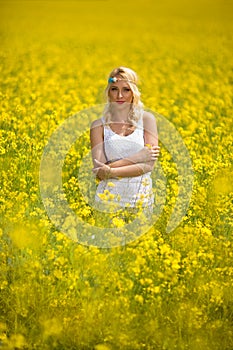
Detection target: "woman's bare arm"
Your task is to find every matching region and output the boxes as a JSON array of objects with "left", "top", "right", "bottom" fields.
[
  {"left": 90, "top": 119, "right": 107, "bottom": 167},
  {"left": 93, "top": 159, "right": 154, "bottom": 180}
]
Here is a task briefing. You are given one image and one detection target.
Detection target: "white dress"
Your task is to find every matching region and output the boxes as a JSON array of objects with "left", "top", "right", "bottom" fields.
[{"left": 95, "top": 111, "right": 154, "bottom": 211}]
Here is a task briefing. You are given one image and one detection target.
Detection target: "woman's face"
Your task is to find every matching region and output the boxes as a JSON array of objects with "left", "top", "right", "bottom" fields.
[{"left": 108, "top": 78, "right": 133, "bottom": 105}]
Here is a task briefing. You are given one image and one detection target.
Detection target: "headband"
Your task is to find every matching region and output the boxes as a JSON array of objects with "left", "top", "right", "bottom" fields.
[{"left": 108, "top": 77, "right": 137, "bottom": 85}]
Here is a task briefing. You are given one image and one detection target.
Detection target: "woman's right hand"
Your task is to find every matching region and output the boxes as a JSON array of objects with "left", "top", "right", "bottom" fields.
[{"left": 135, "top": 145, "right": 160, "bottom": 163}]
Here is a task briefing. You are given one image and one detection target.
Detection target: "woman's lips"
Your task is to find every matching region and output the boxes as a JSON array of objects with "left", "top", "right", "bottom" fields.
[{"left": 116, "top": 101, "right": 125, "bottom": 104}]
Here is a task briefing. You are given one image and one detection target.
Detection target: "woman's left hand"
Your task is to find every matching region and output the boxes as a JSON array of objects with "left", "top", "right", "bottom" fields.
[{"left": 92, "top": 159, "right": 111, "bottom": 180}]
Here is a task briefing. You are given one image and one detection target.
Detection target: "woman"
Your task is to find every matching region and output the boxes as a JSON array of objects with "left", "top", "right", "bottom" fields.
[{"left": 90, "top": 67, "right": 160, "bottom": 213}]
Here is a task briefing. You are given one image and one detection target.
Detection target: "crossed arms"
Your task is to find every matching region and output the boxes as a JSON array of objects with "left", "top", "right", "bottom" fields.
[{"left": 90, "top": 111, "right": 160, "bottom": 180}]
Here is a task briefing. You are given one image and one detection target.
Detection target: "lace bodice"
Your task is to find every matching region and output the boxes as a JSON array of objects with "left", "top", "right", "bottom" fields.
[{"left": 101, "top": 114, "right": 145, "bottom": 162}]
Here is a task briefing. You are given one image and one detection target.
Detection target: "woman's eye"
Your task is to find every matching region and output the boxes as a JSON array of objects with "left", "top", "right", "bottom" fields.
[
  {"left": 111, "top": 87, "right": 117, "bottom": 91},
  {"left": 124, "top": 88, "right": 131, "bottom": 92}
]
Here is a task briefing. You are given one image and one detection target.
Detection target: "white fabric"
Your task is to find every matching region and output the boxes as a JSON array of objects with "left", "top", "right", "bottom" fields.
[{"left": 95, "top": 111, "right": 154, "bottom": 209}]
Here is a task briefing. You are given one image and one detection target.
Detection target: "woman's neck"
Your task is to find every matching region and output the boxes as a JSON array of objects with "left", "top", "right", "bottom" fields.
[{"left": 110, "top": 106, "right": 131, "bottom": 123}]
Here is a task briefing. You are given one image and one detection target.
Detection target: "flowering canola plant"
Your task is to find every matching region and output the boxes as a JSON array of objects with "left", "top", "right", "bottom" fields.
[{"left": 0, "top": 0, "right": 233, "bottom": 349}]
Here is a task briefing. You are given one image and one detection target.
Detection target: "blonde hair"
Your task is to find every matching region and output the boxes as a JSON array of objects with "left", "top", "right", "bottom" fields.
[{"left": 103, "top": 67, "right": 144, "bottom": 126}]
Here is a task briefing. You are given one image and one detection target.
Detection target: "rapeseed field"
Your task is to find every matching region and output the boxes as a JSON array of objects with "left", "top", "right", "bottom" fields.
[{"left": 0, "top": 0, "right": 232, "bottom": 349}]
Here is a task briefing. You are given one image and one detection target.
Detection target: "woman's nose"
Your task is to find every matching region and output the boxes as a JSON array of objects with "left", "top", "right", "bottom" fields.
[{"left": 117, "top": 90, "right": 123, "bottom": 98}]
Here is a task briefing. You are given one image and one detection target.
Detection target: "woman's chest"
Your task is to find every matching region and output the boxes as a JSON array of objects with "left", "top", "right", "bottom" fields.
[
  {"left": 109, "top": 122, "right": 136, "bottom": 137},
  {"left": 104, "top": 129, "right": 144, "bottom": 159}
]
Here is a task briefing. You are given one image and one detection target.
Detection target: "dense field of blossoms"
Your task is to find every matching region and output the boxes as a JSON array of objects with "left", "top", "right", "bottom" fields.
[{"left": 0, "top": 0, "right": 233, "bottom": 349}]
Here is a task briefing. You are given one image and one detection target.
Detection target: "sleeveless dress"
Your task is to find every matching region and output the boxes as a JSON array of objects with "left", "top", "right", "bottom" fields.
[{"left": 95, "top": 111, "right": 154, "bottom": 211}]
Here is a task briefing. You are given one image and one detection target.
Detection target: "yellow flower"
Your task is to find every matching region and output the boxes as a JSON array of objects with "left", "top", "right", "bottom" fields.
[
  {"left": 135, "top": 295, "right": 144, "bottom": 304},
  {"left": 111, "top": 217, "right": 125, "bottom": 228},
  {"left": 95, "top": 344, "right": 111, "bottom": 350}
]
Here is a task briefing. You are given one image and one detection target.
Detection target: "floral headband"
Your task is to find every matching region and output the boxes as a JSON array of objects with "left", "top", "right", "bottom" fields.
[{"left": 108, "top": 77, "right": 137, "bottom": 85}]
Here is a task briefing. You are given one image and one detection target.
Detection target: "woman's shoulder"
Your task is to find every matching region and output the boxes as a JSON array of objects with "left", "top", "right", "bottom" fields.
[
  {"left": 142, "top": 110, "right": 156, "bottom": 122},
  {"left": 141, "top": 111, "right": 157, "bottom": 132},
  {"left": 90, "top": 118, "right": 104, "bottom": 129},
  {"left": 142, "top": 111, "right": 157, "bottom": 127}
]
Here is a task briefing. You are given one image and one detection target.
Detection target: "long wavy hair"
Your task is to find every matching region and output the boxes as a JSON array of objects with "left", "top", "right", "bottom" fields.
[{"left": 102, "top": 67, "right": 144, "bottom": 126}]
